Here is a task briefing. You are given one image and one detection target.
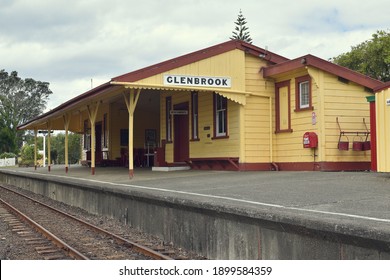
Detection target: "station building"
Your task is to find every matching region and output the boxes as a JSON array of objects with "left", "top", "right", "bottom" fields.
[
  {"left": 373, "top": 82, "right": 390, "bottom": 172},
  {"left": 18, "top": 40, "right": 384, "bottom": 177}
]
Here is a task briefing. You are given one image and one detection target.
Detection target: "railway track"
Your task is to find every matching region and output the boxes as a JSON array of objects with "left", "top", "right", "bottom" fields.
[
  {"left": 0, "top": 184, "right": 173, "bottom": 260},
  {"left": 0, "top": 203, "right": 73, "bottom": 260}
]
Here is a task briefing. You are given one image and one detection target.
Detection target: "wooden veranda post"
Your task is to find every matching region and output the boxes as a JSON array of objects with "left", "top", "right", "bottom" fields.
[
  {"left": 123, "top": 89, "right": 141, "bottom": 178},
  {"left": 63, "top": 114, "right": 70, "bottom": 173},
  {"left": 47, "top": 122, "right": 52, "bottom": 172},
  {"left": 87, "top": 102, "right": 100, "bottom": 175}
]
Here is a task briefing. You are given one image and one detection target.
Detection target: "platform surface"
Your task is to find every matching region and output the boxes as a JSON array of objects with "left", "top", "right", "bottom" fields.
[{"left": 2, "top": 165, "right": 390, "bottom": 241}]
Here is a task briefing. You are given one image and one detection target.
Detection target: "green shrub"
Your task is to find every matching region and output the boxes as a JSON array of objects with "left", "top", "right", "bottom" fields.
[
  {"left": 0, "top": 152, "right": 16, "bottom": 159},
  {"left": 20, "top": 145, "right": 42, "bottom": 161},
  {"left": 18, "top": 159, "right": 35, "bottom": 167}
]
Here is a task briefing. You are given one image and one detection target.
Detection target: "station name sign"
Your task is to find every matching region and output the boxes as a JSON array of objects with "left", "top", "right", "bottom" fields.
[{"left": 164, "top": 74, "right": 231, "bottom": 88}]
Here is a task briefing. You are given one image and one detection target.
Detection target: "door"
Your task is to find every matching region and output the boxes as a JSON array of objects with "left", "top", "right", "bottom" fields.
[
  {"left": 174, "top": 103, "right": 189, "bottom": 162},
  {"left": 95, "top": 123, "right": 102, "bottom": 164},
  {"left": 275, "top": 81, "right": 291, "bottom": 133}
]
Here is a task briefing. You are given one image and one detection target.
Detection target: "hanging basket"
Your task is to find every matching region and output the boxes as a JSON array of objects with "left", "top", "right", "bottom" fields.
[
  {"left": 338, "top": 135, "right": 349, "bottom": 151},
  {"left": 352, "top": 136, "right": 364, "bottom": 151},
  {"left": 363, "top": 141, "right": 371, "bottom": 151}
]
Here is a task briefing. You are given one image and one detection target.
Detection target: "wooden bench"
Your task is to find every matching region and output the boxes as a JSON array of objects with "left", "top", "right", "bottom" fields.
[{"left": 186, "top": 157, "right": 239, "bottom": 171}]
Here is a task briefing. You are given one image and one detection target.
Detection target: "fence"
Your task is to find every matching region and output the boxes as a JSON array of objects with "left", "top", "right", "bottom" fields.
[{"left": 0, "top": 158, "right": 16, "bottom": 167}]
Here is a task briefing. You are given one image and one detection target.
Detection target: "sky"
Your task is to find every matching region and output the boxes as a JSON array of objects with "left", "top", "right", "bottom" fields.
[{"left": 1, "top": 0, "right": 389, "bottom": 111}]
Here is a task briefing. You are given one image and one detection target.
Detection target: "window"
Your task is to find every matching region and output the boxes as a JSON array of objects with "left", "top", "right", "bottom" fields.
[
  {"left": 166, "top": 96, "right": 172, "bottom": 142},
  {"left": 295, "top": 75, "right": 312, "bottom": 111},
  {"left": 299, "top": 81, "right": 309, "bottom": 108},
  {"left": 275, "top": 80, "right": 292, "bottom": 133},
  {"left": 191, "top": 91, "right": 199, "bottom": 140},
  {"left": 214, "top": 93, "right": 228, "bottom": 138}
]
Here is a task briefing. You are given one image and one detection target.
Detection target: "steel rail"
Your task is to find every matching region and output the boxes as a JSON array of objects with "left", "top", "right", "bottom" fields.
[
  {"left": 0, "top": 197, "right": 89, "bottom": 260},
  {"left": 0, "top": 184, "right": 172, "bottom": 260}
]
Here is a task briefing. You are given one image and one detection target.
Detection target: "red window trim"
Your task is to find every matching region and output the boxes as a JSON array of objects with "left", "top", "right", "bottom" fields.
[
  {"left": 275, "top": 80, "right": 293, "bottom": 133},
  {"left": 295, "top": 75, "right": 314, "bottom": 112},
  {"left": 211, "top": 135, "right": 229, "bottom": 140},
  {"left": 165, "top": 96, "right": 172, "bottom": 143},
  {"left": 191, "top": 91, "right": 199, "bottom": 141}
]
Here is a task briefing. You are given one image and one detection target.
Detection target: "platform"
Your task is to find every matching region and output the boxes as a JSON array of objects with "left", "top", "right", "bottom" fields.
[{"left": 1, "top": 165, "right": 390, "bottom": 259}]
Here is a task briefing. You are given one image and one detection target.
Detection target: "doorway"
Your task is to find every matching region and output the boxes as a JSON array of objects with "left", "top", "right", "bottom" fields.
[
  {"left": 174, "top": 102, "right": 189, "bottom": 162},
  {"left": 95, "top": 123, "right": 102, "bottom": 164}
]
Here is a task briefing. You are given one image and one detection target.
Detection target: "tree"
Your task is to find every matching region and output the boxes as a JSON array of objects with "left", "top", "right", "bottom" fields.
[
  {"left": 50, "top": 133, "right": 81, "bottom": 164},
  {"left": 230, "top": 9, "right": 253, "bottom": 44},
  {"left": 332, "top": 30, "right": 390, "bottom": 82},
  {"left": 0, "top": 70, "right": 52, "bottom": 153}
]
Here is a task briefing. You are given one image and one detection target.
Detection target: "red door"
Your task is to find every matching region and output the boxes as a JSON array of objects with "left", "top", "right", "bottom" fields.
[{"left": 174, "top": 103, "right": 189, "bottom": 162}]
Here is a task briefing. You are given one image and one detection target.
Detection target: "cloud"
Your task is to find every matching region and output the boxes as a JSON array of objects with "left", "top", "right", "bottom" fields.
[{"left": 1, "top": 0, "right": 389, "bottom": 112}]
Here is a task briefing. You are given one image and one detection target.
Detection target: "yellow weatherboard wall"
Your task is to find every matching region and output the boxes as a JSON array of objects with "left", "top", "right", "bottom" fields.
[
  {"left": 157, "top": 51, "right": 273, "bottom": 165},
  {"left": 376, "top": 88, "right": 390, "bottom": 172},
  {"left": 152, "top": 49, "right": 247, "bottom": 164},
  {"left": 192, "top": 94, "right": 240, "bottom": 158},
  {"left": 157, "top": 51, "right": 371, "bottom": 168},
  {"left": 322, "top": 73, "right": 371, "bottom": 163},
  {"left": 269, "top": 67, "right": 371, "bottom": 167},
  {"left": 243, "top": 54, "right": 273, "bottom": 164},
  {"left": 160, "top": 91, "right": 240, "bottom": 163},
  {"left": 272, "top": 68, "right": 319, "bottom": 164},
  {"left": 137, "top": 49, "right": 246, "bottom": 92}
]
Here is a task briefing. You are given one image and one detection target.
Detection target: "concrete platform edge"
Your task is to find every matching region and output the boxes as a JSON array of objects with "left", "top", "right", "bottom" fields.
[{"left": 1, "top": 169, "right": 389, "bottom": 259}]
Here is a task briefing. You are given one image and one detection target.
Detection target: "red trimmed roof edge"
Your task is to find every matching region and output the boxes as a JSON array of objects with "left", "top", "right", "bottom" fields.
[
  {"left": 263, "top": 54, "right": 384, "bottom": 90},
  {"left": 375, "top": 81, "right": 390, "bottom": 92},
  {"left": 17, "top": 82, "right": 112, "bottom": 130},
  {"left": 112, "top": 40, "right": 289, "bottom": 83}
]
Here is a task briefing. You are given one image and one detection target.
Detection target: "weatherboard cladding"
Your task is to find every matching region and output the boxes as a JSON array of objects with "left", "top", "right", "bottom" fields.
[
  {"left": 111, "top": 40, "right": 287, "bottom": 83},
  {"left": 16, "top": 39, "right": 385, "bottom": 171},
  {"left": 375, "top": 84, "right": 390, "bottom": 171}
]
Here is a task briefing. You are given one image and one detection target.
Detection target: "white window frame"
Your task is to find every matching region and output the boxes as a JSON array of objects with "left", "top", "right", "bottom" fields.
[
  {"left": 215, "top": 94, "right": 227, "bottom": 137},
  {"left": 299, "top": 81, "right": 310, "bottom": 109}
]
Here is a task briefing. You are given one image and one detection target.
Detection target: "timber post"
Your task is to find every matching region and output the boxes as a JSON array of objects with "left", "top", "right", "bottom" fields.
[
  {"left": 63, "top": 114, "right": 70, "bottom": 173},
  {"left": 34, "top": 128, "right": 38, "bottom": 170},
  {"left": 47, "top": 121, "right": 52, "bottom": 172},
  {"left": 123, "top": 88, "right": 141, "bottom": 179},
  {"left": 87, "top": 102, "right": 100, "bottom": 175}
]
